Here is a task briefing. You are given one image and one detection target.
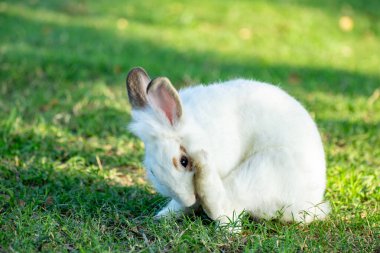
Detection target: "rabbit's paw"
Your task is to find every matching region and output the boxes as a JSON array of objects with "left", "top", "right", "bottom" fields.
[
  {"left": 154, "top": 207, "right": 173, "bottom": 220},
  {"left": 191, "top": 149, "right": 208, "bottom": 169},
  {"left": 154, "top": 199, "right": 190, "bottom": 220}
]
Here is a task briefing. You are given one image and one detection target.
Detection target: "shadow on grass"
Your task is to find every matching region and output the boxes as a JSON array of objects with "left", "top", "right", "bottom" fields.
[
  {"left": 0, "top": 131, "right": 165, "bottom": 238},
  {"left": 0, "top": 157, "right": 166, "bottom": 250},
  {"left": 1, "top": 6, "right": 379, "bottom": 102},
  {"left": 0, "top": 121, "right": 174, "bottom": 250}
]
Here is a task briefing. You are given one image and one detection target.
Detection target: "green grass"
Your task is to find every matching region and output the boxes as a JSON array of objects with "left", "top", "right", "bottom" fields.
[{"left": 1, "top": 0, "right": 379, "bottom": 251}]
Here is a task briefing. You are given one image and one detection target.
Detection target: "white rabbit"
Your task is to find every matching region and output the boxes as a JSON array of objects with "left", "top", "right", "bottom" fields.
[{"left": 126, "top": 67, "right": 329, "bottom": 225}]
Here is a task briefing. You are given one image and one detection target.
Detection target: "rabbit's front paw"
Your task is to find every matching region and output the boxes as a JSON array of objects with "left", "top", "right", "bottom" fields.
[
  {"left": 154, "top": 199, "right": 190, "bottom": 220},
  {"left": 191, "top": 150, "right": 209, "bottom": 177},
  {"left": 154, "top": 207, "right": 172, "bottom": 220},
  {"left": 191, "top": 150, "right": 208, "bottom": 167}
]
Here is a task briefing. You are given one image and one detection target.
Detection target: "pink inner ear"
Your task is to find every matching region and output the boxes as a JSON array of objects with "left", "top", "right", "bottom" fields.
[{"left": 150, "top": 84, "right": 177, "bottom": 125}]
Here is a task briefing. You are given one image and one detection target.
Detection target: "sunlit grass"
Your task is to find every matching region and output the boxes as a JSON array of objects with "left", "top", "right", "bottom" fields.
[{"left": 0, "top": 0, "right": 379, "bottom": 251}]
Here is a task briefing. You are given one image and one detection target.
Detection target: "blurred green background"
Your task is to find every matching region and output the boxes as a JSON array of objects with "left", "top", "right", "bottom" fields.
[{"left": 0, "top": 0, "right": 379, "bottom": 251}]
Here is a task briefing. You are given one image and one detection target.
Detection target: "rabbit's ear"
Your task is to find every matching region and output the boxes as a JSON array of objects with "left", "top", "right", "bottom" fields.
[
  {"left": 147, "top": 77, "right": 182, "bottom": 125},
  {"left": 126, "top": 67, "right": 151, "bottom": 109}
]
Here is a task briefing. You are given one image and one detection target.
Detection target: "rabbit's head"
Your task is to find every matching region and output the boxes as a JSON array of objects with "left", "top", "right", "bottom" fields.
[{"left": 126, "top": 67, "right": 196, "bottom": 207}]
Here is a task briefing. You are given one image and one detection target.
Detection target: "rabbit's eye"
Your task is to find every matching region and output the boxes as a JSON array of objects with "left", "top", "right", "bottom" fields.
[{"left": 180, "top": 155, "right": 188, "bottom": 168}]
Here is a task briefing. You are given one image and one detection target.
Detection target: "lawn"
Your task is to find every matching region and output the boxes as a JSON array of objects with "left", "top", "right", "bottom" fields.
[{"left": 0, "top": 0, "right": 379, "bottom": 251}]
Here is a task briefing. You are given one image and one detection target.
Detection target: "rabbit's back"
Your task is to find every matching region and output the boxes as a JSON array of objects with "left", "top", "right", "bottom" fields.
[
  {"left": 179, "top": 78, "right": 324, "bottom": 160},
  {"left": 179, "top": 79, "right": 325, "bottom": 183}
]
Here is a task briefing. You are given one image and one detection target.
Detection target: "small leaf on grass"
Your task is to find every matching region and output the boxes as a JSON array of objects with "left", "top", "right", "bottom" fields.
[
  {"left": 18, "top": 200, "right": 26, "bottom": 207},
  {"left": 288, "top": 73, "right": 301, "bottom": 85},
  {"left": 368, "top": 89, "right": 380, "bottom": 106},
  {"left": 339, "top": 16, "right": 354, "bottom": 32},
  {"left": 130, "top": 226, "right": 139, "bottom": 234},
  {"left": 239, "top": 27, "right": 252, "bottom": 40},
  {"left": 40, "top": 99, "right": 59, "bottom": 112},
  {"left": 45, "top": 196, "right": 54, "bottom": 206},
  {"left": 117, "top": 18, "right": 129, "bottom": 30}
]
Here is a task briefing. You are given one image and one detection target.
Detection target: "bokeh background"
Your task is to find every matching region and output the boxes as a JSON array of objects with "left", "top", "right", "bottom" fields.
[{"left": 1, "top": 0, "right": 379, "bottom": 251}]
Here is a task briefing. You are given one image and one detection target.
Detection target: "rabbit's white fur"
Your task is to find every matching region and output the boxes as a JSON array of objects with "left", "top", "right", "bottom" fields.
[{"left": 128, "top": 74, "right": 329, "bottom": 224}]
